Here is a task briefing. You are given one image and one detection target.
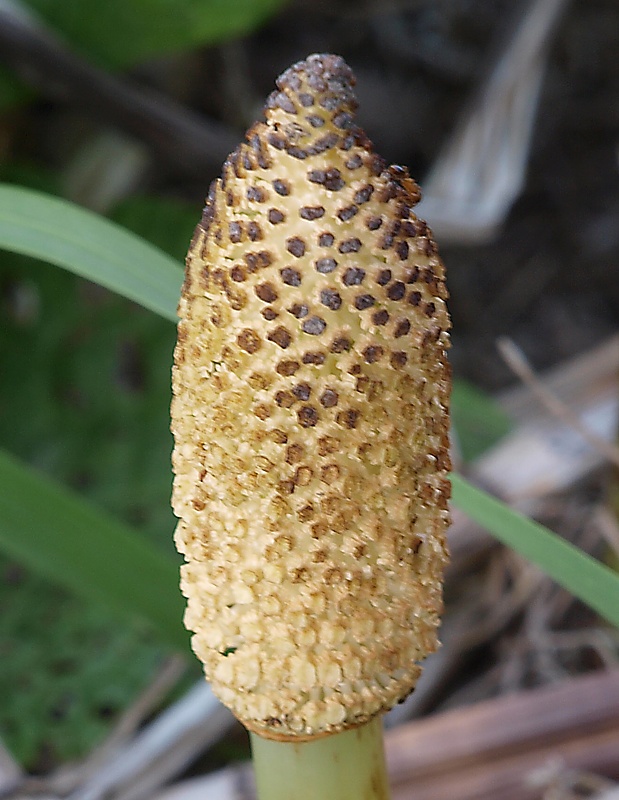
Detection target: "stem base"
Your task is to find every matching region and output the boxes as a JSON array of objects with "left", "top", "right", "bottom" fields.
[{"left": 251, "top": 717, "right": 390, "bottom": 800}]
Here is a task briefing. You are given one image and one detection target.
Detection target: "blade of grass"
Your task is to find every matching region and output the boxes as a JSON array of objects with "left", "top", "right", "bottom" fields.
[
  {"left": 0, "top": 448, "right": 188, "bottom": 652},
  {"left": 450, "top": 473, "right": 619, "bottom": 628},
  {"left": 0, "top": 184, "right": 182, "bottom": 321}
]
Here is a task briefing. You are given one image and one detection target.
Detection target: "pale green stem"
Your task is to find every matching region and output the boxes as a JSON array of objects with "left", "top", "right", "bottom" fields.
[{"left": 251, "top": 716, "right": 391, "bottom": 800}]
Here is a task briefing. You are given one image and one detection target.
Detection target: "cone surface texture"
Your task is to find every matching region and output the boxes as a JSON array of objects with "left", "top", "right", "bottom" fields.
[{"left": 171, "top": 54, "right": 451, "bottom": 741}]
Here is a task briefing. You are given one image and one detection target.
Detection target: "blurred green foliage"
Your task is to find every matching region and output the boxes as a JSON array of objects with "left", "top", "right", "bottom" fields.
[
  {"left": 110, "top": 195, "right": 198, "bottom": 270},
  {"left": 0, "top": 185, "right": 198, "bottom": 767},
  {"left": 0, "top": 254, "right": 177, "bottom": 539},
  {"left": 27, "top": 0, "right": 289, "bottom": 68},
  {"left": 0, "top": 563, "right": 165, "bottom": 768}
]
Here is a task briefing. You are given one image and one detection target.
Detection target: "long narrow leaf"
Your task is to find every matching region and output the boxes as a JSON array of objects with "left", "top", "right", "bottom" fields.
[
  {"left": 0, "top": 184, "right": 182, "bottom": 321},
  {"left": 450, "top": 473, "right": 619, "bottom": 628},
  {"left": 0, "top": 449, "right": 188, "bottom": 652}
]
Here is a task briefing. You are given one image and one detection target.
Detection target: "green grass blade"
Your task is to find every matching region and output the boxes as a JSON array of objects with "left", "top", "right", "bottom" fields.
[
  {"left": 0, "top": 448, "right": 188, "bottom": 652},
  {"left": 450, "top": 474, "right": 619, "bottom": 628},
  {"left": 0, "top": 184, "right": 182, "bottom": 321}
]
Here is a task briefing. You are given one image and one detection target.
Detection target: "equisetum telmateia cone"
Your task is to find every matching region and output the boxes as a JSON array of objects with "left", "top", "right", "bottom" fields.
[{"left": 171, "top": 54, "right": 451, "bottom": 742}]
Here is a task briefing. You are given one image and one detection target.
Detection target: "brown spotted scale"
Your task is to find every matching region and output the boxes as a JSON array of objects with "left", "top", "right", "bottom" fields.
[{"left": 171, "top": 54, "right": 451, "bottom": 741}]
